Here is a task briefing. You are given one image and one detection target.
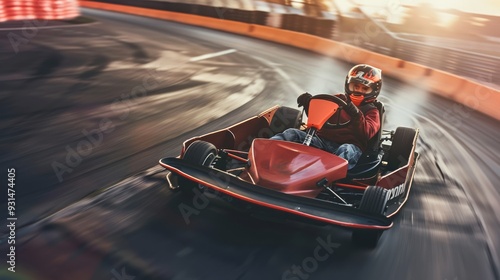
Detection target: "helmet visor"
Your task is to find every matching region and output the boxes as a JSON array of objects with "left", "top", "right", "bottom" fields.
[{"left": 348, "top": 81, "right": 373, "bottom": 95}]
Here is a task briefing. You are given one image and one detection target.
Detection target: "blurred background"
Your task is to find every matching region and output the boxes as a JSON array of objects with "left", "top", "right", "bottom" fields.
[{"left": 1, "top": 0, "right": 500, "bottom": 279}]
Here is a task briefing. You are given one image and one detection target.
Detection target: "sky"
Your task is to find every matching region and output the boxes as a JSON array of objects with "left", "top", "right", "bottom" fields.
[{"left": 353, "top": 0, "right": 500, "bottom": 16}]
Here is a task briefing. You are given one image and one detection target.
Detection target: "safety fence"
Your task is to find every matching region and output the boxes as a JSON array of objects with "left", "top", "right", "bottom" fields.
[
  {"left": 0, "top": 0, "right": 80, "bottom": 22},
  {"left": 392, "top": 39, "right": 499, "bottom": 84},
  {"left": 342, "top": 13, "right": 500, "bottom": 86}
]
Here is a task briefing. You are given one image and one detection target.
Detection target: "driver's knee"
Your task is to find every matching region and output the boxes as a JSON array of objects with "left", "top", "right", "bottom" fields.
[
  {"left": 270, "top": 133, "right": 285, "bottom": 140},
  {"left": 335, "top": 144, "right": 362, "bottom": 169},
  {"left": 271, "top": 128, "right": 304, "bottom": 143}
]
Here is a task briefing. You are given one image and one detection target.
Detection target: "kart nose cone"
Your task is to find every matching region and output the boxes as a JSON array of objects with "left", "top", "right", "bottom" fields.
[{"left": 248, "top": 139, "right": 348, "bottom": 198}]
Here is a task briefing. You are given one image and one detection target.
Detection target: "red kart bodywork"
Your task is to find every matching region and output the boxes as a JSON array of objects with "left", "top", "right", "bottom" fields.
[
  {"left": 247, "top": 139, "right": 348, "bottom": 198},
  {"left": 307, "top": 99, "right": 340, "bottom": 129},
  {"left": 160, "top": 101, "right": 419, "bottom": 237}
]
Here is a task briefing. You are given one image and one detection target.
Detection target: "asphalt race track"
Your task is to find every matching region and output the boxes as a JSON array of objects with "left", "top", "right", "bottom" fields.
[{"left": 1, "top": 8, "right": 500, "bottom": 280}]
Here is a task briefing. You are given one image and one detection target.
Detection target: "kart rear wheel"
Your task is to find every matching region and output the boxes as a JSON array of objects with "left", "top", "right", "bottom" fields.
[
  {"left": 387, "top": 127, "right": 417, "bottom": 171},
  {"left": 269, "top": 106, "right": 302, "bottom": 134},
  {"left": 352, "top": 185, "right": 388, "bottom": 248},
  {"left": 178, "top": 141, "right": 217, "bottom": 196}
]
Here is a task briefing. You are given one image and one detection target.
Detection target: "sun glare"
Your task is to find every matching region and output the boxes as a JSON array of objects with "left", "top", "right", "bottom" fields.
[
  {"left": 420, "top": 0, "right": 500, "bottom": 15},
  {"left": 422, "top": 0, "right": 457, "bottom": 10},
  {"left": 355, "top": 0, "right": 500, "bottom": 17}
]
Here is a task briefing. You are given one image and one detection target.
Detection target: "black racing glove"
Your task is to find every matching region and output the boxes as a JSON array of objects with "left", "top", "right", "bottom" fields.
[
  {"left": 344, "top": 98, "right": 361, "bottom": 120},
  {"left": 297, "top": 92, "right": 312, "bottom": 108}
]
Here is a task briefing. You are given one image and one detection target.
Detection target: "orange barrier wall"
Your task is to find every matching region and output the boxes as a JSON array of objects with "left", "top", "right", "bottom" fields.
[
  {"left": 455, "top": 80, "right": 500, "bottom": 120},
  {"left": 424, "top": 70, "right": 467, "bottom": 99},
  {"left": 79, "top": 1, "right": 500, "bottom": 121},
  {"left": 390, "top": 61, "right": 430, "bottom": 82},
  {"left": 0, "top": 0, "right": 79, "bottom": 22}
]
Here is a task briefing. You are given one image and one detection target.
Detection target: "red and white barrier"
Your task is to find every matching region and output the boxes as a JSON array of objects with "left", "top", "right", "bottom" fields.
[{"left": 0, "top": 0, "right": 79, "bottom": 22}]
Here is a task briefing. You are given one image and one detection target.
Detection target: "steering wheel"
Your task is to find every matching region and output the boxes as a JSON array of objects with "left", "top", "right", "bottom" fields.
[{"left": 308, "top": 94, "right": 351, "bottom": 129}]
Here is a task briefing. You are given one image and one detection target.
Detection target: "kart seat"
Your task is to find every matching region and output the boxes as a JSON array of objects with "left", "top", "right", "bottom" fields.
[{"left": 346, "top": 101, "right": 385, "bottom": 179}]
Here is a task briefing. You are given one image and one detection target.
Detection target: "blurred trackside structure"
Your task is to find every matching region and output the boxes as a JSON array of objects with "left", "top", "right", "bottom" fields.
[
  {"left": 0, "top": 0, "right": 80, "bottom": 22},
  {"left": 81, "top": 0, "right": 500, "bottom": 88},
  {"left": 79, "top": 0, "right": 500, "bottom": 121}
]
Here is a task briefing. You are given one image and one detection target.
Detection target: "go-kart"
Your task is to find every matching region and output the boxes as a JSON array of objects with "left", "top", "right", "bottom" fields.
[{"left": 159, "top": 94, "right": 419, "bottom": 247}]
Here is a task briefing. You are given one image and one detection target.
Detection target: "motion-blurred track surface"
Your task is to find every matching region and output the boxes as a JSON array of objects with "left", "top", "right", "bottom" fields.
[{"left": 1, "top": 8, "right": 499, "bottom": 280}]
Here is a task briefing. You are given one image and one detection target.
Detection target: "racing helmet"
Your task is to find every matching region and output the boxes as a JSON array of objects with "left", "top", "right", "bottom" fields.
[{"left": 344, "top": 64, "right": 382, "bottom": 106}]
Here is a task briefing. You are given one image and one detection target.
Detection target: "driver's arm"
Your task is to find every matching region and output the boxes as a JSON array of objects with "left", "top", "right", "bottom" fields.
[{"left": 351, "top": 108, "right": 380, "bottom": 140}]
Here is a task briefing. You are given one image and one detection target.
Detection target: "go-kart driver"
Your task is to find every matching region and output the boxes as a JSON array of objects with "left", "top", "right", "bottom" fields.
[{"left": 271, "top": 64, "right": 382, "bottom": 169}]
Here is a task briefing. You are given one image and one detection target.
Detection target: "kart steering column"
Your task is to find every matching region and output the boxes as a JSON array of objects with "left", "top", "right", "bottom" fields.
[{"left": 303, "top": 127, "right": 317, "bottom": 146}]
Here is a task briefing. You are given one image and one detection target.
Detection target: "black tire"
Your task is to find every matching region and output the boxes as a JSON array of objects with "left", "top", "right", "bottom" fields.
[
  {"left": 352, "top": 185, "right": 388, "bottom": 248},
  {"left": 387, "top": 127, "right": 417, "bottom": 171},
  {"left": 268, "top": 106, "right": 302, "bottom": 135},
  {"left": 178, "top": 141, "right": 217, "bottom": 196},
  {"left": 358, "top": 185, "right": 388, "bottom": 214}
]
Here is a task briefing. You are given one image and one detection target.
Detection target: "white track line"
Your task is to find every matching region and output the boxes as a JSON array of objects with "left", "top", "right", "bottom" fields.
[
  {"left": 249, "top": 54, "right": 304, "bottom": 94},
  {"left": 189, "top": 49, "right": 237, "bottom": 62}
]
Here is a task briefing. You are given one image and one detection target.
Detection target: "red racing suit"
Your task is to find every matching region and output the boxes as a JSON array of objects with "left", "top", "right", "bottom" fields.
[{"left": 317, "top": 102, "right": 380, "bottom": 152}]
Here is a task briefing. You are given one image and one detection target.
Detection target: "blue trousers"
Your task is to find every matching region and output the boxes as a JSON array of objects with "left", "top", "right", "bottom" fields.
[{"left": 270, "top": 128, "right": 362, "bottom": 170}]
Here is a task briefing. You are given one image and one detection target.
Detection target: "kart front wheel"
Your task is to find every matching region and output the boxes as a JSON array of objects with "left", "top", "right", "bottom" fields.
[
  {"left": 352, "top": 185, "right": 388, "bottom": 248},
  {"left": 178, "top": 141, "right": 217, "bottom": 196}
]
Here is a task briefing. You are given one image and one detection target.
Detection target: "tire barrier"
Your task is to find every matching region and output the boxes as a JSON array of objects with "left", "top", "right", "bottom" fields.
[
  {"left": 281, "top": 14, "right": 335, "bottom": 38},
  {"left": 85, "top": 1, "right": 334, "bottom": 36},
  {"left": 89, "top": 0, "right": 267, "bottom": 25},
  {"left": 0, "top": 0, "right": 79, "bottom": 22}
]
